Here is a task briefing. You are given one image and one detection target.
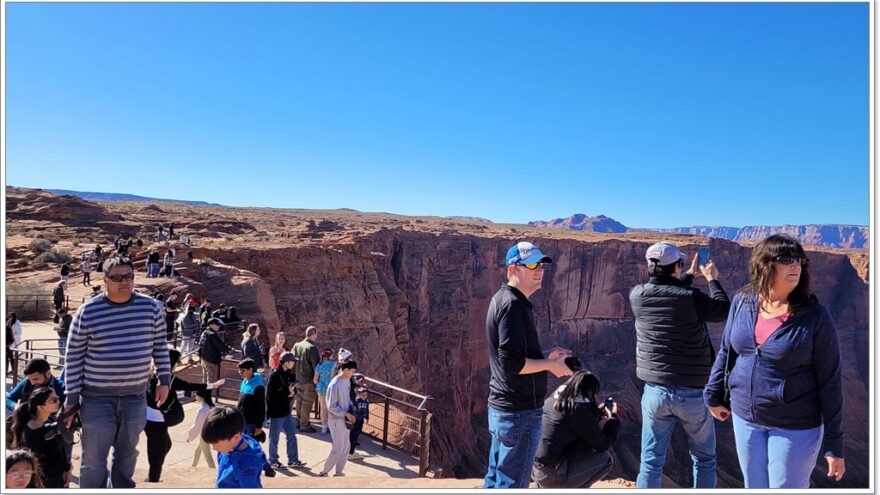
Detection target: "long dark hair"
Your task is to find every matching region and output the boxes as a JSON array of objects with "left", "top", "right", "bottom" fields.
[
  {"left": 5, "top": 449, "right": 44, "bottom": 488},
  {"left": 195, "top": 388, "right": 215, "bottom": 408},
  {"left": 11, "top": 387, "right": 55, "bottom": 449},
  {"left": 553, "top": 370, "right": 601, "bottom": 416},
  {"left": 745, "top": 235, "right": 817, "bottom": 310}
]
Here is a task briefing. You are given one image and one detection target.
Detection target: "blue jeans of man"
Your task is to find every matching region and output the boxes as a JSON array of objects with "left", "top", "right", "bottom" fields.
[
  {"left": 268, "top": 415, "right": 300, "bottom": 464},
  {"left": 483, "top": 407, "right": 543, "bottom": 489},
  {"left": 637, "top": 383, "right": 717, "bottom": 488},
  {"left": 79, "top": 393, "right": 147, "bottom": 488},
  {"left": 732, "top": 413, "right": 822, "bottom": 488},
  {"left": 147, "top": 263, "right": 160, "bottom": 278}
]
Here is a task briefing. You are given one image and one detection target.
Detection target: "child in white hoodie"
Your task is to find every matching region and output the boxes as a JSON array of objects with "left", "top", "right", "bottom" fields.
[{"left": 187, "top": 389, "right": 216, "bottom": 468}]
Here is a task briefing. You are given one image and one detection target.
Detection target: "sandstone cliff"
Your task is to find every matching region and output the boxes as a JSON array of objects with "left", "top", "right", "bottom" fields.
[{"left": 4, "top": 188, "right": 869, "bottom": 488}]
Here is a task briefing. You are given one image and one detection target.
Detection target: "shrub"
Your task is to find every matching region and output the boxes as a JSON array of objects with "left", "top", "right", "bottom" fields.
[
  {"left": 42, "top": 233, "right": 60, "bottom": 243},
  {"left": 35, "top": 249, "right": 72, "bottom": 264},
  {"left": 28, "top": 238, "right": 53, "bottom": 254}
]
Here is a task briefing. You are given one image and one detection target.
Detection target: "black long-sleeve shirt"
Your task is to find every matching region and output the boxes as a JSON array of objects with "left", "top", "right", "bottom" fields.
[
  {"left": 21, "top": 423, "right": 71, "bottom": 488},
  {"left": 486, "top": 285, "right": 547, "bottom": 411},
  {"left": 533, "top": 392, "right": 621, "bottom": 467},
  {"left": 237, "top": 382, "right": 266, "bottom": 426},
  {"left": 265, "top": 368, "right": 294, "bottom": 419}
]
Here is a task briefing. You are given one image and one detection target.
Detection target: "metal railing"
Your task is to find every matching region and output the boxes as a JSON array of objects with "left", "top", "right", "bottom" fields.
[
  {"left": 7, "top": 335, "right": 435, "bottom": 477},
  {"left": 5, "top": 295, "right": 71, "bottom": 320}
]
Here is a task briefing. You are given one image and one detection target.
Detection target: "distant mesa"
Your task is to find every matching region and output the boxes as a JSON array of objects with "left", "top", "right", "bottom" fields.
[
  {"left": 530, "top": 213, "right": 868, "bottom": 249},
  {"left": 529, "top": 213, "right": 627, "bottom": 233},
  {"left": 45, "top": 189, "right": 221, "bottom": 207},
  {"left": 445, "top": 216, "right": 493, "bottom": 223}
]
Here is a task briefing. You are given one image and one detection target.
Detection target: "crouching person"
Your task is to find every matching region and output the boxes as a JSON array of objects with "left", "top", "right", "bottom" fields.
[{"left": 532, "top": 371, "right": 621, "bottom": 488}]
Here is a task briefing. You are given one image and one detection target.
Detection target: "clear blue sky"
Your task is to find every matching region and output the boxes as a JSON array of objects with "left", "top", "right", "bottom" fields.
[{"left": 5, "top": 2, "right": 870, "bottom": 228}]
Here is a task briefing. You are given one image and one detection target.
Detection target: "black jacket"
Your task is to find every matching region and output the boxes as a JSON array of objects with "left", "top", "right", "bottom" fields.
[
  {"left": 146, "top": 375, "right": 207, "bottom": 413},
  {"left": 200, "top": 330, "right": 232, "bottom": 364},
  {"left": 486, "top": 285, "right": 547, "bottom": 411},
  {"left": 265, "top": 368, "right": 294, "bottom": 419},
  {"left": 630, "top": 273, "right": 730, "bottom": 388},
  {"left": 237, "top": 381, "right": 266, "bottom": 426},
  {"left": 533, "top": 389, "right": 621, "bottom": 467}
]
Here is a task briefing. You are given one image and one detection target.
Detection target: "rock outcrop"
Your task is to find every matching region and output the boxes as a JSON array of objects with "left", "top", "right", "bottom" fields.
[
  {"left": 530, "top": 213, "right": 628, "bottom": 233},
  {"left": 658, "top": 224, "right": 869, "bottom": 250}
]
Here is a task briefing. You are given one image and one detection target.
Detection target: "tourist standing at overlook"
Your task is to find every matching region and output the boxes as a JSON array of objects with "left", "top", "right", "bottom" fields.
[
  {"left": 80, "top": 258, "right": 93, "bottom": 286},
  {"left": 59, "top": 263, "right": 71, "bottom": 284},
  {"left": 705, "top": 235, "right": 845, "bottom": 488},
  {"left": 62, "top": 255, "right": 171, "bottom": 488},
  {"left": 7, "top": 312, "right": 23, "bottom": 348},
  {"left": 484, "top": 241, "right": 573, "bottom": 489},
  {"left": 629, "top": 242, "right": 730, "bottom": 488},
  {"left": 147, "top": 249, "right": 161, "bottom": 278},
  {"left": 268, "top": 332, "right": 287, "bottom": 371},
  {"left": 314, "top": 348, "right": 336, "bottom": 434},
  {"left": 200, "top": 318, "right": 234, "bottom": 385},
  {"left": 53, "top": 281, "right": 66, "bottom": 311},
  {"left": 293, "top": 325, "right": 320, "bottom": 433},
  {"left": 265, "top": 352, "right": 306, "bottom": 469},
  {"left": 164, "top": 291, "right": 181, "bottom": 344},
  {"left": 318, "top": 360, "right": 359, "bottom": 478}
]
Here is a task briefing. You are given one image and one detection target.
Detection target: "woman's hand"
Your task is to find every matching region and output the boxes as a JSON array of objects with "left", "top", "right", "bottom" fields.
[
  {"left": 708, "top": 405, "right": 731, "bottom": 421},
  {"left": 687, "top": 253, "right": 700, "bottom": 276},
  {"left": 211, "top": 378, "right": 226, "bottom": 388},
  {"left": 826, "top": 456, "right": 845, "bottom": 481}
]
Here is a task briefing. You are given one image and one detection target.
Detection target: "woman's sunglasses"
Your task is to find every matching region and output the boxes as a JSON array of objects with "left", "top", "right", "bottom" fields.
[{"left": 773, "top": 256, "right": 807, "bottom": 266}]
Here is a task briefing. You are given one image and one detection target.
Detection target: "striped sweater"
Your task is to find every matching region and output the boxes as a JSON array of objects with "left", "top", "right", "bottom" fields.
[{"left": 64, "top": 293, "right": 171, "bottom": 406}]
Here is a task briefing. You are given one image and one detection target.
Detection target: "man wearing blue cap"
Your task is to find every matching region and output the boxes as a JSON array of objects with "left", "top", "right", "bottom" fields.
[
  {"left": 484, "top": 241, "right": 573, "bottom": 489},
  {"left": 629, "top": 241, "right": 730, "bottom": 488}
]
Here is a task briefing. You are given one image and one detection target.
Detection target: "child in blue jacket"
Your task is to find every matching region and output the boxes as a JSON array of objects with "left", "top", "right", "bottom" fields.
[{"left": 201, "top": 405, "right": 271, "bottom": 488}]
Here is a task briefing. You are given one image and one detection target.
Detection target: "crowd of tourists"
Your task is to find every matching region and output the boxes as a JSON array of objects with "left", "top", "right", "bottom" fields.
[
  {"left": 484, "top": 236, "right": 844, "bottom": 489},
  {"left": 6, "top": 224, "right": 375, "bottom": 489},
  {"left": 4, "top": 232, "right": 846, "bottom": 489}
]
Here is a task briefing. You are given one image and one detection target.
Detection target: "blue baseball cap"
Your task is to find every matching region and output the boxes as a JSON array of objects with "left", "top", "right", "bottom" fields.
[{"left": 505, "top": 241, "right": 553, "bottom": 267}]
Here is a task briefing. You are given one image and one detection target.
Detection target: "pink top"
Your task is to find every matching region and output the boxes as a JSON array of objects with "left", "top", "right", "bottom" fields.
[{"left": 754, "top": 313, "right": 789, "bottom": 346}]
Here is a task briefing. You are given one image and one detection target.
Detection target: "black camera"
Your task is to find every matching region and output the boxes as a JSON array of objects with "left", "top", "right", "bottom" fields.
[{"left": 564, "top": 357, "right": 582, "bottom": 372}]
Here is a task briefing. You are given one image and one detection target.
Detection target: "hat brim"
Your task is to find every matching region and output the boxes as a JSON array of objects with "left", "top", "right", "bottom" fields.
[{"left": 520, "top": 253, "right": 553, "bottom": 265}]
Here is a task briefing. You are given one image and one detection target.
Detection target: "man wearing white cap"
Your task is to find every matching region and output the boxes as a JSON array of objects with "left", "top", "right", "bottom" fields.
[
  {"left": 629, "top": 242, "right": 730, "bottom": 488},
  {"left": 483, "top": 241, "right": 573, "bottom": 489}
]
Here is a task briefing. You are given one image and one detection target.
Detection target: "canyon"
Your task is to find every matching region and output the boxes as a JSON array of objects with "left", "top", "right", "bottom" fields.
[{"left": 4, "top": 187, "right": 870, "bottom": 488}]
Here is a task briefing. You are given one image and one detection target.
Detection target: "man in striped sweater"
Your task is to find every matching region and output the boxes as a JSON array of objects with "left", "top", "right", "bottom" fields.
[{"left": 61, "top": 256, "right": 171, "bottom": 488}]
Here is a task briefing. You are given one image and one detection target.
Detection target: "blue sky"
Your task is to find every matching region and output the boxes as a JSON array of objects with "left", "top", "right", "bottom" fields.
[{"left": 4, "top": 2, "right": 870, "bottom": 228}]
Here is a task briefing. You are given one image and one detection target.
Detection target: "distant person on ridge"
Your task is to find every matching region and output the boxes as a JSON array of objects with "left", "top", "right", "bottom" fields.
[
  {"left": 59, "top": 263, "right": 71, "bottom": 284},
  {"left": 484, "top": 241, "right": 573, "bottom": 489},
  {"left": 629, "top": 241, "right": 730, "bottom": 488},
  {"left": 292, "top": 325, "right": 320, "bottom": 433},
  {"left": 80, "top": 258, "right": 93, "bottom": 286},
  {"left": 53, "top": 281, "right": 66, "bottom": 312},
  {"left": 147, "top": 249, "right": 161, "bottom": 278}
]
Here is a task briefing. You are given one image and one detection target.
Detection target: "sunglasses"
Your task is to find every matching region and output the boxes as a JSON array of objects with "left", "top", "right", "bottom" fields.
[
  {"left": 774, "top": 256, "right": 807, "bottom": 266},
  {"left": 106, "top": 273, "right": 135, "bottom": 282},
  {"left": 516, "top": 262, "right": 550, "bottom": 270}
]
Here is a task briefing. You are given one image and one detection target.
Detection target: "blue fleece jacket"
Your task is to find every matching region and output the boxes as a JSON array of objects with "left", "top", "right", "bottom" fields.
[
  {"left": 704, "top": 292, "right": 844, "bottom": 458},
  {"left": 215, "top": 435, "right": 267, "bottom": 488}
]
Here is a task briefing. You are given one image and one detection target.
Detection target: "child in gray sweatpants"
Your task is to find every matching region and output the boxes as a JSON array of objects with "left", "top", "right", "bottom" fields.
[{"left": 318, "top": 360, "right": 358, "bottom": 477}]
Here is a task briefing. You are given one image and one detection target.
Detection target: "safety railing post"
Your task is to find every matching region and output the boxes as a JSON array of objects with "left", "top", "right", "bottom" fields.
[
  {"left": 382, "top": 397, "right": 390, "bottom": 449},
  {"left": 419, "top": 409, "right": 432, "bottom": 477}
]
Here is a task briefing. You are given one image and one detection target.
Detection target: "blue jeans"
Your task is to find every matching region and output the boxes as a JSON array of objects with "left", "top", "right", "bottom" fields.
[
  {"left": 483, "top": 407, "right": 543, "bottom": 489},
  {"left": 637, "top": 383, "right": 716, "bottom": 488},
  {"left": 732, "top": 413, "right": 822, "bottom": 488},
  {"left": 147, "top": 263, "right": 160, "bottom": 278},
  {"left": 268, "top": 415, "right": 300, "bottom": 464},
  {"left": 79, "top": 394, "right": 147, "bottom": 488}
]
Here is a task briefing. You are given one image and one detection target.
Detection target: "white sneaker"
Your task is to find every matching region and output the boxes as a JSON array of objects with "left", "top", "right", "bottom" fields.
[
  {"left": 320, "top": 426, "right": 328, "bottom": 435},
  {"left": 348, "top": 452, "right": 364, "bottom": 460}
]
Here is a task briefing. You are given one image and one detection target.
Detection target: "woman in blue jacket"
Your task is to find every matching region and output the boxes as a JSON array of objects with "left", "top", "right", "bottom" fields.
[{"left": 704, "top": 235, "right": 845, "bottom": 487}]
